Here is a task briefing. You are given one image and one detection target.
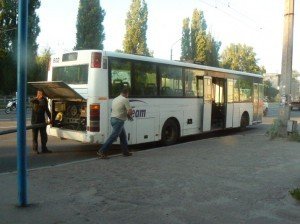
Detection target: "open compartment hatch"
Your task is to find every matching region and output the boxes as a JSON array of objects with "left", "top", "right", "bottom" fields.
[{"left": 28, "top": 81, "right": 85, "bottom": 100}]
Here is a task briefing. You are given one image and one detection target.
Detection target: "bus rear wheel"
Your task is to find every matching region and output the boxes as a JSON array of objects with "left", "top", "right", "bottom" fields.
[
  {"left": 161, "top": 119, "right": 180, "bottom": 146},
  {"left": 240, "top": 112, "right": 249, "bottom": 131}
]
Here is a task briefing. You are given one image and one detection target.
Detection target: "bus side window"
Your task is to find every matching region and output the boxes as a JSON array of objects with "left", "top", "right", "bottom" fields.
[
  {"left": 132, "top": 61, "right": 157, "bottom": 97},
  {"left": 145, "top": 83, "right": 157, "bottom": 96},
  {"left": 233, "top": 79, "right": 240, "bottom": 102},
  {"left": 161, "top": 86, "right": 172, "bottom": 96},
  {"left": 122, "top": 81, "right": 130, "bottom": 88},
  {"left": 112, "top": 79, "right": 123, "bottom": 96},
  {"left": 159, "top": 65, "right": 183, "bottom": 97},
  {"left": 110, "top": 59, "right": 131, "bottom": 97}
]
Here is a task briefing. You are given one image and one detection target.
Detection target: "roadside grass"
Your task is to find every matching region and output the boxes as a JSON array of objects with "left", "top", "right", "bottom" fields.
[
  {"left": 266, "top": 119, "right": 300, "bottom": 142},
  {"left": 266, "top": 119, "right": 286, "bottom": 139},
  {"left": 288, "top": 131, "right": 300, "bottom": 142},
  {"left": 289, "top": 188, "right": 300, "bottom": 201}
]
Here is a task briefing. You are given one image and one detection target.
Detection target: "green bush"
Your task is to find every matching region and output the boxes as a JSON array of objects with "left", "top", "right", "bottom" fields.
[
  {"left": 266, "top": 119, "right": 300, "bottom": 141},
  {"left": 266, "top": 119, "right": 285, "bottom": 139},
  {"left": 288, "top": 131, "right": 300, "bottom": 142},
  {"left": 290, "top": 188, "right": 300, "bottom": 200}
]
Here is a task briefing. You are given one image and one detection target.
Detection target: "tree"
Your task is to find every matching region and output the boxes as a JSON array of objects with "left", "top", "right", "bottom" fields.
[
  {"left": 205, "top": 33, "right": 221, "bottom": 67},
  {"left": 123, "top": 0, "right": 150, "bottom": 56},
  {"left": 27, "top": 0, "right": 41, "bottom": 83},
  {"left": 0, "top": 0, "right": 41, "bottom": 95},
  {"left": 264, "top": 80, "right": 279, "bottom": 101},
  {"left": 0, "top": 0, "right": 39, "bottom": 59},
  {"left": 220, "top": 43, "right": 262, "bottom": 74},
  {"left": 180, "top": 9, "right": 220, "bottom": 66},
  {"left": 0, "top": 0, "right": 17, "bottom": 54},
  {"left": 74, "top": 0, "right": 105, "bottom": 50},
  {"left": 190, "top": 9, "right": 206, "bottom": 61},
  {"left": 36, "top": 48, "right": 51, "bottom": 81},
  {"left": 181, "top": 18, "right": 191, "bottom": 61},
  {"left": 27, "top": 48, "right": 52, "bottom": 95},
  {"left": 28, "top": 0, "right": 41, "bottom": 61}
]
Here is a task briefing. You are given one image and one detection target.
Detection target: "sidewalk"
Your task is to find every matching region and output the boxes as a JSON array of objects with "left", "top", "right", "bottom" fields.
[{"left": 1, "top": 120, "right": 300, "bottom": 224}]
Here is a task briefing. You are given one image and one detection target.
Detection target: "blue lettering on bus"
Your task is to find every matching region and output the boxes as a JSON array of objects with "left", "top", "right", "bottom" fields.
[{"left": 132, "top": 109, "right": 146, "bottom": 118}]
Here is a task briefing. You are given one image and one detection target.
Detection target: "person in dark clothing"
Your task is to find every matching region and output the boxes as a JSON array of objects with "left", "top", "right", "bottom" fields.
[{"left": 31, "top": 89, "right": 52, "bottom": 154}]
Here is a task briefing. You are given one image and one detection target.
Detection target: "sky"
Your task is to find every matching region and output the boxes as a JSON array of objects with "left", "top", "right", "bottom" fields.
[{"left": 37, "top": 0, "right": 299, "bottom": 74}]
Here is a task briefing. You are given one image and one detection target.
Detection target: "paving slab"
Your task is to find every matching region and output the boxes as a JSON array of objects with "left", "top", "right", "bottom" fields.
[{"left": 0, "top": 120, "right": 300, "bottom": 224}]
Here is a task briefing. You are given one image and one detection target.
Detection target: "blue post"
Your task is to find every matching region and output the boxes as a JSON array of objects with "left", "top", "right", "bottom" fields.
[{"left": 17, "top": 0, "right": 29, "bottom": 207}]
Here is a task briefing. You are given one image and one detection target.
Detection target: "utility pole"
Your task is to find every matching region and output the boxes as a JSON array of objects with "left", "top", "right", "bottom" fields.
[{"left": 279, "top": 0, "right": 294, "bottom": 130}]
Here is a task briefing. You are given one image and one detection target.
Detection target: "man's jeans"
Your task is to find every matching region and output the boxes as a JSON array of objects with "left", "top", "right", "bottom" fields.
[{"left": 100, "top": 117, "right": 128, "bottom": 153}]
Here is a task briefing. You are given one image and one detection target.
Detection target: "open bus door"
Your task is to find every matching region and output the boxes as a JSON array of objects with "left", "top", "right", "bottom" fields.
[
  {"left": 202, "top": 76, "right": 212, "bottom": 132},
  {"left": 258, "top": 83, "right": 264, "bottom": 121},
  {"left": 253, "top": 83, "right": 259, "bottom": 122},
  {"left": 226, "top": 79, "right": 234, "bottom": 128},
  {"left": 253, "top": 83, "right": 264, "bottom": 123}
]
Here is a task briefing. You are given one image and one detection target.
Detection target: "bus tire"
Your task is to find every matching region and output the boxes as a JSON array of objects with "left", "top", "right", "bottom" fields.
[
  {"left": 161, "top": 119, "right": 180, "bottom": 146},
  {"left": 240, "top": 112, "right": 249, "bottom": 131}
]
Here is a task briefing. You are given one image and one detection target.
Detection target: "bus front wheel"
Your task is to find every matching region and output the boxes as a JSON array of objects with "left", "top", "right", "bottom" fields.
[{"left": 161, "top": 119, "right": 180, "bottom": 146}]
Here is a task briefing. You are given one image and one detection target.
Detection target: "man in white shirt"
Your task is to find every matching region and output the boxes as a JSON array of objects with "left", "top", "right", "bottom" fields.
[{"left": 97, "top": 87, "right": 133, "bottom": 159}]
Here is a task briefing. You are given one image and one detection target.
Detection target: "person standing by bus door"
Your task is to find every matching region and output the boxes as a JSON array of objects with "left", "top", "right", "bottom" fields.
[
  {"left": 31, "top": 89, "right": 52, "bottom": 154},
  {"left": 97, "top": 87, "right": 133, "bottom": 159}
]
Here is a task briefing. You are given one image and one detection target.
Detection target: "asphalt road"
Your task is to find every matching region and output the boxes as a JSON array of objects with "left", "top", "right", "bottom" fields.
[
  {"left": 0, "top": 119, "right": 248, "bottom": 174},
  {"left": 265, "top": 102, "right": 300, "bottom": 117},
  {"left": 1, "top": 104, "right": 299, "bottom": 174},
  {"left": 0, "top": 128, "right": 100, "bottom": 173}
]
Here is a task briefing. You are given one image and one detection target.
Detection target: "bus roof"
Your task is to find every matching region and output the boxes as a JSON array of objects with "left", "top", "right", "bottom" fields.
[{"left": 56, "top": 49, "right": 263, "bottom": 79}]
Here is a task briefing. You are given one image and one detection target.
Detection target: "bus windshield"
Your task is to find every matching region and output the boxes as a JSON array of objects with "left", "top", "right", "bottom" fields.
[{"left": 52, "top": 64, "right": 88, "bottom": 84}]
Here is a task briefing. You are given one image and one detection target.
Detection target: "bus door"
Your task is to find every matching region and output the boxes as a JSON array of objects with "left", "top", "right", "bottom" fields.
[
  {"left": 253, "top": 83, "right": 259, "bottom": 122},
  {"left": 258, "top": 84, "right": 264, "bottom": 121},
  {"left": 211, "top": 77, "right": 226, "bottom": 130},
  {"left": 226, "top": 79, "right": 234, "bottom": 128},
  {"left": 202, "top": 76, "right": 212, "bottom": 132}
]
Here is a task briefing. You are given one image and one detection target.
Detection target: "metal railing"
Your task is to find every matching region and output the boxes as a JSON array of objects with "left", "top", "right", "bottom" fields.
[
  {"left": 0, "top": 96, "right": 31, "bottom": 109},
  {"left": 0, "top": 123, "right": 48, "bottom": 135}
]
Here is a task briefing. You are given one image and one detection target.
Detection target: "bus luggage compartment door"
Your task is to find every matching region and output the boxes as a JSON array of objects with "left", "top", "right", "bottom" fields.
[{"left": 124, "top": 120, "right": 137, "bottom": 144}]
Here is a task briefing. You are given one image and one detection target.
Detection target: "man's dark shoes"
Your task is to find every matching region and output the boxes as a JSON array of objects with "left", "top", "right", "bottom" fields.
[
  {"left": 42, "top": 148, "right": 52, "bottom": 153},
  {"left": 33, "top": 148, "right": 39, "bottom": 154},
  {"left": 97, "top": 151, "right": 109, "bottom": 159},
  {"left": 123, "top": 152, "right": 132, "bottom": 157}
]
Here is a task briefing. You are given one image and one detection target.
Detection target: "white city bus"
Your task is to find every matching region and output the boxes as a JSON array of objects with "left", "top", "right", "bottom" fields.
[{"left": 29, "top": 50, "right": 263, "bottom": 145}]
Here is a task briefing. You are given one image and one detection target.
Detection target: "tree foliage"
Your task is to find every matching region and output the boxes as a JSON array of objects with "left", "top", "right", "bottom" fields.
[
  {"left": 263, "top": 80, "right": 279, "bottom": 101},
  {"left": 180, "top": 9, "right": 220, "bottom": 66},
  {"left": 74, "top": 0, "right": 105, "bottom": 50},
  {"left": 0, "top": 0, "right": 41, "bottom": 95},
  {"left": 181, "top": 18, "right": 190, "bottom": 61},
  {"left": 190, "top": 9, "right": 206, "bottom": 61},
  {"left": 27, "top": 48, "right": 52, "bottom": 95},
  {"left": 205, "top": 33, "right": 221, "bottom": 67},
  {"left": 220, "top": 43, "right": 262, "bottom": 74},
  {"left": 123, "top": 0, "right": 150, "bottom": 56},
  {"left": 35, "top": 48, "right": 51, "bottom": 81}
]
